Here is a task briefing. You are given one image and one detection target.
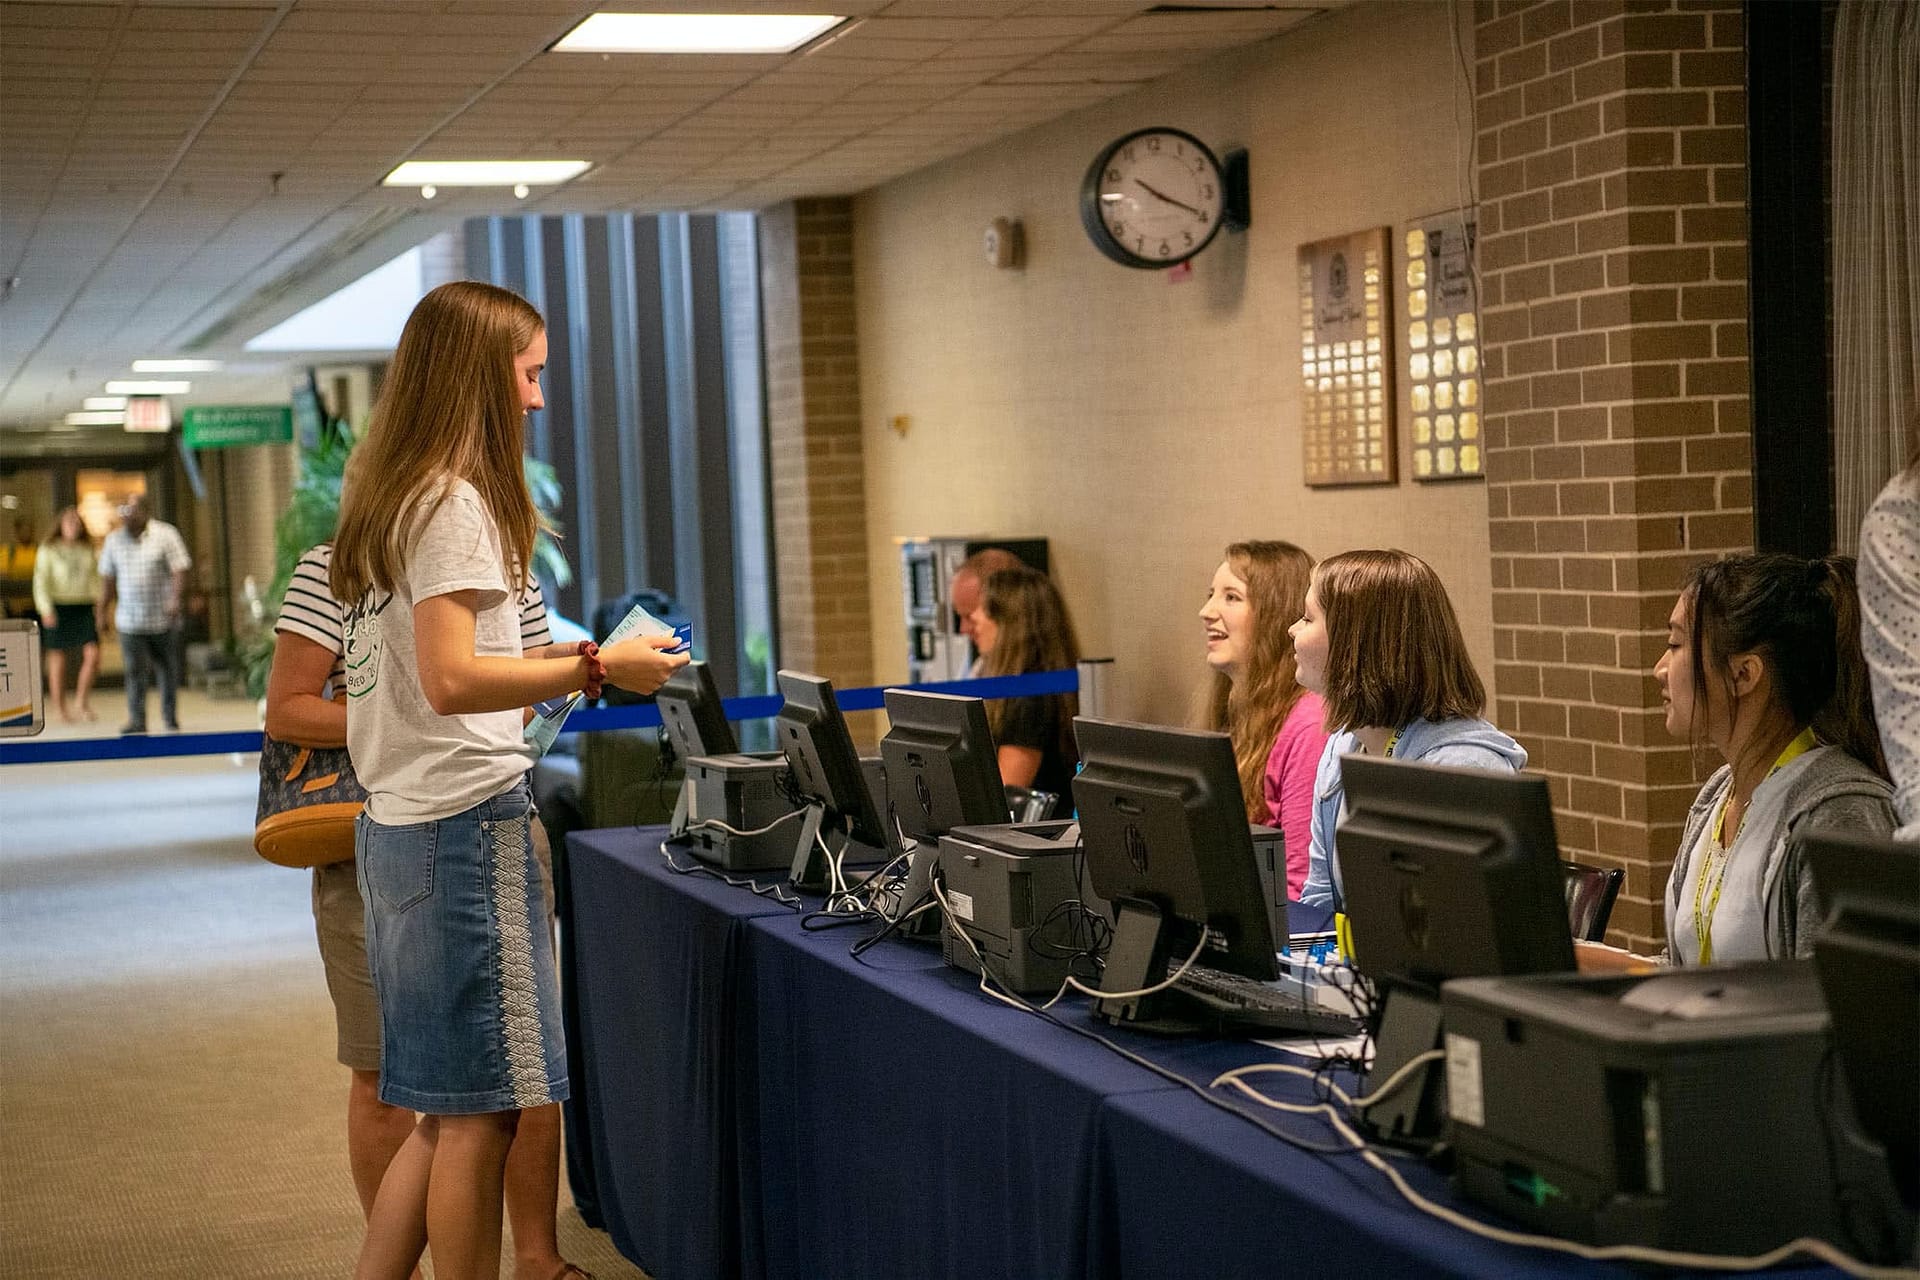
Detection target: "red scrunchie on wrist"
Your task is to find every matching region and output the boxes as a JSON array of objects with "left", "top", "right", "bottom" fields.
[{"left": 579, "top": 641, "right": 606, "bottom": 699}]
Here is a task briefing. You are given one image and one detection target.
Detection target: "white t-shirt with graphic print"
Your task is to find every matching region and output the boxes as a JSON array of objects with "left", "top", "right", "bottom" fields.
[
  {"left": 274, "top": 542, "right": 552, "bottom": 702},
  {"left": 343, "top": 478, "right": 535, "bottom": 825}
]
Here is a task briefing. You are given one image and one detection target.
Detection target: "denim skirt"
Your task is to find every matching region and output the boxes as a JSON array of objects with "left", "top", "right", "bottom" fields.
[{"left": 355, "top": 780, "right": 568, "bottom": 1114}]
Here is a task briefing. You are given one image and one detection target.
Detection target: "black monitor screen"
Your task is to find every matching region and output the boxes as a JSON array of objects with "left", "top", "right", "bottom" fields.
[
  {"left": 775, "top": 670, "right": 885, "bottom": 848},
  {"left": 1336, "top": 756, "right": 1574, "bottom": 989},
  {"left": 657, "top": 661, "right": 737, "bottom": 760},
  {"left": 1807, "top": 831, "right": 1920, "bottom": 1211},
  {"left": 880, "top": 689, "right": 1006, "bottom": 844},
  {"left": 1072, "top": 718, "right": 1277, "bottom": 980}
]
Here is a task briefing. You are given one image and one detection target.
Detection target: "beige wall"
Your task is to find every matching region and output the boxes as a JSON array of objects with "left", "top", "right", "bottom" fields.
[{"left": 854, "top": 1, "right": 1494, "bottom": 724}]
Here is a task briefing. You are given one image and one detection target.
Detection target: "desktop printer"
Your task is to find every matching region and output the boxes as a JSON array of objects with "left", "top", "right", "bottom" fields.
[
  {"left": 938, "top": 822, "right": 1110, "bottom": 995},
  {"left": 671, "top": 753, "right": 796, "bottom": 873},
  {"left": 1440, "top": 962, "right": 1904, "bottom": 1259}
]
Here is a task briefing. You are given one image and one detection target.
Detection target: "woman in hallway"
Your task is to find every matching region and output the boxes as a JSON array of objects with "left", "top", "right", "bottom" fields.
[
  {"left": 32, "top": 506, "right": 101, "bottom": 722},
  {"left": 328, "top": 281, "right": 686, "bottom": 1280}
]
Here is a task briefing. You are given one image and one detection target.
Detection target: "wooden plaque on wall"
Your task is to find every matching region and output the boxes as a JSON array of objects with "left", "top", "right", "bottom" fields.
[
  {"left": 1404, "top": 210, "right": 1483, "bottom": 482},
  {"left": 1298, "top": 226, "right": 1394, "bottom": 486}
]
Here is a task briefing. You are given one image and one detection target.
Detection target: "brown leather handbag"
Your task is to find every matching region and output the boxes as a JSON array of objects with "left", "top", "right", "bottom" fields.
[{"left": 253, "top": 736, "right": 365, "bottom": 868}]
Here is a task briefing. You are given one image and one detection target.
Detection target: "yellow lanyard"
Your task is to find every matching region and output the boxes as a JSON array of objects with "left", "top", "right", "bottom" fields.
[
  {"left": 1694, "top": 727, "right": 1817, "bottom": 964},
  {"left": 1384, "top": 729, "right": 1402, "bottom": 758}
]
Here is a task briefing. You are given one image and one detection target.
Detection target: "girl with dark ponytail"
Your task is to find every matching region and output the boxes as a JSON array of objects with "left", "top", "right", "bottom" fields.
[{"left": 1652, "top": 553, "right": 1896, "bottom": 964}]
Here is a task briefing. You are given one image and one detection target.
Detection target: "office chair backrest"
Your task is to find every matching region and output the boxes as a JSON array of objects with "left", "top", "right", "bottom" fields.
[
  {"left": 1562, "top": 860, "right": 1625, "bottom": 942},
  {"left": 1004, "top": 784, "right": 1059, "bottom": 823}
]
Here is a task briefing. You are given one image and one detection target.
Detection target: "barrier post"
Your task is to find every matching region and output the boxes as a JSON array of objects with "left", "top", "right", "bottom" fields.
[{"left": 1076, "top": 658, "right": 1114, "bottom": 719}]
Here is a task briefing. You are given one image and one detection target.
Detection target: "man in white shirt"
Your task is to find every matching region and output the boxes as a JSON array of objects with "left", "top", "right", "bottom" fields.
[{"left": 97, "top": 496, "right": 192, "bottom": 734}]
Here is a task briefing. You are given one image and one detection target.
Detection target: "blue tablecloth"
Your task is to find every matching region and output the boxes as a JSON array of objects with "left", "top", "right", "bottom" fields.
[
  {"left": 565, "top": 826, "right": 795, "bottom": 1280},
  {"left": 563, "top": 826, "right": 1842, "bottom": 1280}
]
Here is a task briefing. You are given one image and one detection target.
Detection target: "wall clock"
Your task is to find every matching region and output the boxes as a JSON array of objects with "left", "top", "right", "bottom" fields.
[{"left": 1080, "top": 127, "right": 1244, "bottom": 269}]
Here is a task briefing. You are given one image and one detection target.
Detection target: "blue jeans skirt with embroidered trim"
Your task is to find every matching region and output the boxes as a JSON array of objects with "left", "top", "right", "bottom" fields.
[{"left": 355, "top": 780, "right": 568, "bottom": 1114}]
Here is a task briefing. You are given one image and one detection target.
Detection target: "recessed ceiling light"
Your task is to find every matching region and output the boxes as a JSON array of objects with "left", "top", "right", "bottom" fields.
[
  {"left": 105, "top": 379, "right": 190, "bottom": 395},
  {"left": 65, "top": 410, "right": 127, "bottom": 426},
  {"left": 131, "top": 358, "right": 222, "bottom": 373},
  {"left": 382, "top": 161, "right": 591, "bottom": 189},
  {"left": 84, "top": 396, "right": 128, "bottom": 410},
  {"left": 552, "top": 13, "right": 845, "bottom": 55}
]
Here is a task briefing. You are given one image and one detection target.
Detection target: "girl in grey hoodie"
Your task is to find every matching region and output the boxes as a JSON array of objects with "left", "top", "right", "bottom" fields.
[
  {"left": 1290, "top": 549, "right": 1528, "bottom": 911},
  {"left": 1656, "top": 554, "right": 1896, "bottom": 964}
]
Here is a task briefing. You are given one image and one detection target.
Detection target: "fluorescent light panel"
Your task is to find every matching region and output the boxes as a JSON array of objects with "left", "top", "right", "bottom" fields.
[
  {"left": 84, "top": 396, "right": 128, "bottom": 410},
  {"left": 105, "top": 379, "right": 190, "bottom": 395},
  {"left": 553, "top": 13, "right": 844, "bottom": 54},
  {"left": 131, "top": 358, "right": 222, "bottom": 373},
  {"left": 381, "top": 160, "right": 590, "bottom": 188},
  {"left": 65, "top": 410, "right": 126, "bottom": 426}
]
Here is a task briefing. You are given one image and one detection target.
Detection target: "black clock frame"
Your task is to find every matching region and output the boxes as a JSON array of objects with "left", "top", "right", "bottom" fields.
[{"left": 1079, "top": 126, "right": 1230, "bottom": 270}]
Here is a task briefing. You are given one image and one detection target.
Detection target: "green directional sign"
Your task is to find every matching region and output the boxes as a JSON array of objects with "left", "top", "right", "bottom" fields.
[{"left": 182, "top": 405, "right": 294, "bottom": 449}]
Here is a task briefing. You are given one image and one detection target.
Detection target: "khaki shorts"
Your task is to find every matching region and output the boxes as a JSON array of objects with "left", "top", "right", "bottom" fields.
[{"left": 313, "top": 814, "right": 555, "bottom": 1072}]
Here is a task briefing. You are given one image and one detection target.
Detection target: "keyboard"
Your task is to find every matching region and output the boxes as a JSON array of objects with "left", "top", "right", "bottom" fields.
[{"left": 1175, "top": 964, "right": 1363, "bottom": 1038}]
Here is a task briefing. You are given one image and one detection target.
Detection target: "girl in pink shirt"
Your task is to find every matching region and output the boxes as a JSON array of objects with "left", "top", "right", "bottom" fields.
[{"left": 1197, "top": 541, "right": 1329, "bottom": 897}]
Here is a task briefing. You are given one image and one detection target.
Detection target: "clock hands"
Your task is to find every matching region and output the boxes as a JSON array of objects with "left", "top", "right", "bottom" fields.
[{"left": 1133, "top": 178, "right": 1202, "bottom": 218}]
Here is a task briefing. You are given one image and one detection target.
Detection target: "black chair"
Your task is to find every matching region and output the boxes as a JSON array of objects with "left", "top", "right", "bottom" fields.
[
  {"left": 1005, "top": 784, "right": 1059, "bottom": 823},
  {"left": 1562, "top": 859, "right": 1625, "bottom": 942}
]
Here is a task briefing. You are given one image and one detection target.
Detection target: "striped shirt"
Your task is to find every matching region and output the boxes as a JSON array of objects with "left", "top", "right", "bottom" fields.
[{"left": 275, "top": 543, "right": 552, "bottom": 700}]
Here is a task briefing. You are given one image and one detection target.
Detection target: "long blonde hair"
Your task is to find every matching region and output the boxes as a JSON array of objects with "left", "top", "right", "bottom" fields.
[
  {"left": 330, "top": 281, "right": 544, "bottom": 602},
  {"left": 1198, "top": 541, "right": 1315, "bottom": 821}
]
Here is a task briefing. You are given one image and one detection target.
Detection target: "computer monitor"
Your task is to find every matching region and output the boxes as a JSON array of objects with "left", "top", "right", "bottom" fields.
[
  {"left": 1335, "top": 755, "right": 1576, "bottom": 1143},
  {"left": 880, "top": 690, "right": 1007, "bottom": 844},
  {"left": 657, "top": 661, "right": 738, "bottom": 761},
  {"left": 1072, "top": 718, "right": 1281, "bottom": 1026},
  {"left": 877, "top": 689, "right": 1009, "bottom": 933},
  {"left": 1337, "top": 755, "right": 1575, "bottom": 986},
  {"left": 775, "top": 670, "right": 888, "bottom": 884},
  {"left": 1807, "top": 831, "right": 1920, "bottom": 1214}
]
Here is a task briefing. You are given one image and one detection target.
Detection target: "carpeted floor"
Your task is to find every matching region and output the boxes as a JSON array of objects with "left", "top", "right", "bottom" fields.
[{"left": 0, "top": 738, "right": 647, "bottom": 1279}]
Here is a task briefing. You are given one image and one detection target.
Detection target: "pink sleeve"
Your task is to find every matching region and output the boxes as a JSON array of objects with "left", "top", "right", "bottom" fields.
[{"left": 1263, "top": 692, "right": 1330, "bottom": 899}]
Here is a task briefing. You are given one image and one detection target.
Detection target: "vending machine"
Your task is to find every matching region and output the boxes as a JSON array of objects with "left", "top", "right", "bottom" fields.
[{"left": 898, "top": 536, "right": 1048, "bottom": 683}]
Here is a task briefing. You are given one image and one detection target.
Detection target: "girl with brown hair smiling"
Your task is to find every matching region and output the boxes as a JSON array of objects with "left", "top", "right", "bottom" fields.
[{"left": 1289, "top": 548, "right": 1526, "bottom": 911}]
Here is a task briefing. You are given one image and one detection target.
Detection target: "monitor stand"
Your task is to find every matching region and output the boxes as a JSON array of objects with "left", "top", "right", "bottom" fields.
[
  {"left": 879, "top": 839, "right": 940, "bottom": 937},
  {"left": 1360, "top": 978, "right": 1447, "bottom": 1146},
  {"left": 667, "top": 776, "right": 692, "bottom": 840},
  {"left": 1094, "top": 898, "right": 1204, "bottom": 1034},
  {"left": 788, "top": 801, "right": 838, "bottom": 890}
]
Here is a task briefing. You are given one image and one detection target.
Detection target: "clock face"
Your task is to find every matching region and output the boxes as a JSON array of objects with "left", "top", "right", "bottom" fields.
[{"left": 1081, "top": 128, "right": 1226, "bottom": 269}]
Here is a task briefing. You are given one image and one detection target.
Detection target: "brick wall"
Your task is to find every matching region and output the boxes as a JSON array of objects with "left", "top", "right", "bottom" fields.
[
  {"left": 759, "top": 197, "right": 875, "bottom": 695},
  {"left": 1476, "top": 0, "right": 1754, "bottom": 951}
]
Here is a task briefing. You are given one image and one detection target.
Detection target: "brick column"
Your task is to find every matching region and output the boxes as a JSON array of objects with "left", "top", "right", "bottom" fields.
[
  {"left": 1476, "top": 0, "right": 1753, "bottom": 950},
  {"left": 758, "top": 197, "right": 875, "bottom": 690}
]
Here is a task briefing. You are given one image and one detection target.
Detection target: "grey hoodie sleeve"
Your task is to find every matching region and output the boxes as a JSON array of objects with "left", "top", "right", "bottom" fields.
[{"left": 1781, "top": 793, "right": 1898, "bottom": 957}]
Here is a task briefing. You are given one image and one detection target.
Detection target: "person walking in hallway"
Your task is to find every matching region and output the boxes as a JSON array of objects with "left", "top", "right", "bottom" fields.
[
  {"left": 33, "top": 507, "right": 102, "bottom": 722},
  {"left": 97, "top": 495, "right": 191, "bottom": 734}
]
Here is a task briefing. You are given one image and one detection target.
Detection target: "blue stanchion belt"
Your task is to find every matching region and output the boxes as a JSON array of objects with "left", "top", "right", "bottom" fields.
[{"left": 0, "top": 668, "right": 1082, "bottom": 767}]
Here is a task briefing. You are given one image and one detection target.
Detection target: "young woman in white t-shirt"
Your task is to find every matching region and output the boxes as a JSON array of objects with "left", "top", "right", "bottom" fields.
[{"left": 329, "top": 281, "right": 686, "bottom": 1280}]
